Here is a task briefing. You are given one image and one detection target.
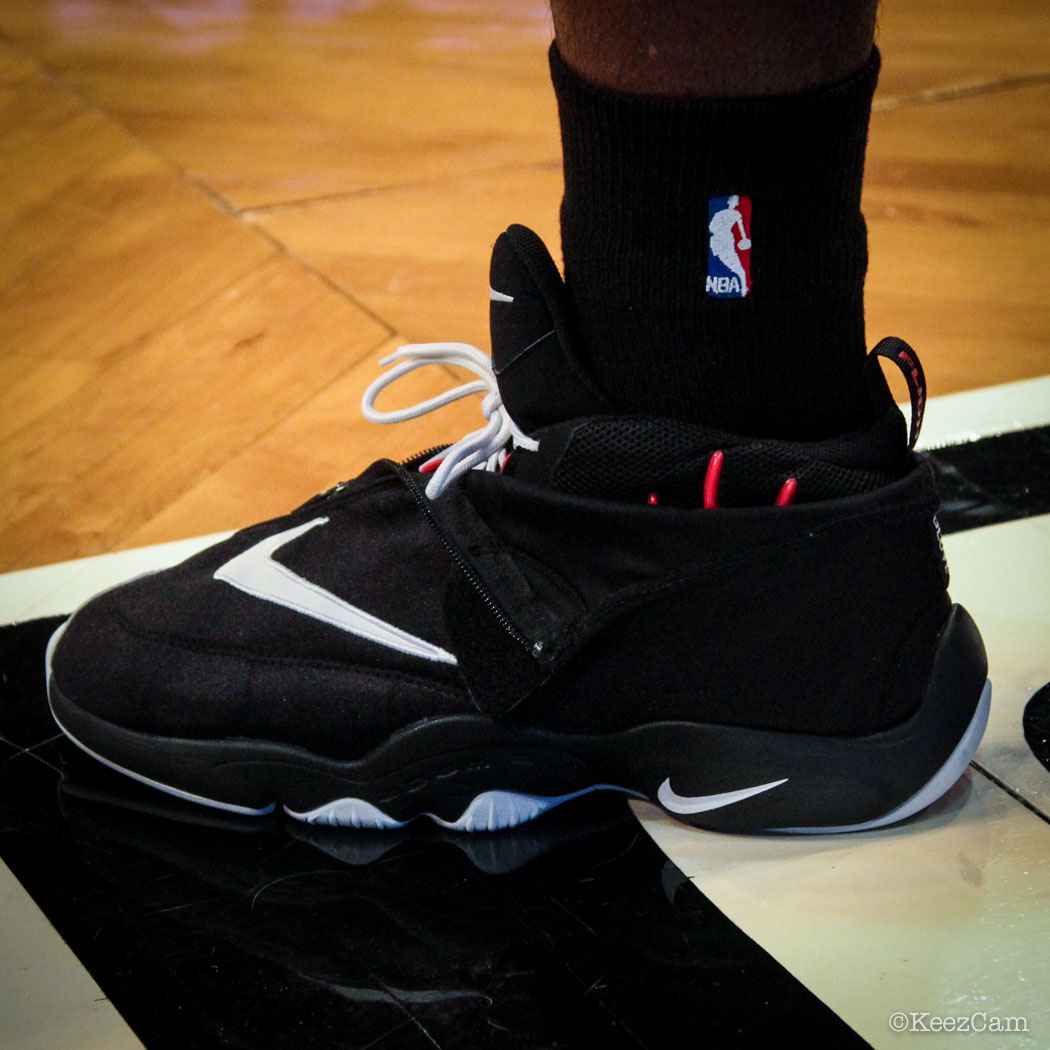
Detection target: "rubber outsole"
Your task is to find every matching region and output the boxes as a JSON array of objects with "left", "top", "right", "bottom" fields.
[{"left": 45, "top": 605, "right": 990, "bottom": 834}]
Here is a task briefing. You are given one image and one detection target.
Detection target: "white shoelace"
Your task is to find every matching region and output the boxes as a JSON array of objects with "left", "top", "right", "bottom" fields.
[{"left": 361, "top": 342, "right": 539, "bottom": 499}]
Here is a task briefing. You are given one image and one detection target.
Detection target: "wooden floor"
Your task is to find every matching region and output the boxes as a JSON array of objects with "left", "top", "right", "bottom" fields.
[{"left": 1, "top": 0, "right": 1048, "bottom": 572}]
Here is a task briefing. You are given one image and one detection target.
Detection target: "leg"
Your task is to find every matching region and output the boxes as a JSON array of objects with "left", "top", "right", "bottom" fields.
[{"left": 550, "top": 0, "right": 878, "bottom": 98}]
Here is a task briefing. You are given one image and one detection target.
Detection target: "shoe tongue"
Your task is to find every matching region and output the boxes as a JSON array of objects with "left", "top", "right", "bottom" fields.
[{"left": 489, "top": 224, "right": 611, "bottom": 433}]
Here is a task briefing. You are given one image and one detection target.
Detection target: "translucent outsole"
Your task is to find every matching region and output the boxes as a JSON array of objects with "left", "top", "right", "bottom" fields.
[{"left": 285, "top": 785, "right": 636, "bottom": 833}]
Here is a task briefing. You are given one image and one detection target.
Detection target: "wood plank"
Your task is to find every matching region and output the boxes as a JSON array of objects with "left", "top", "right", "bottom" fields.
[
  {"left": 877, "top": 0, "right": 1050, "bottom": 101},
  {"left": 122, "top": 335, "right": 483, "bottom": 549},
  {"left": 0, "top": 1, "right": 559, "bottom": 210},
  {"left": 0, "top": 39, "right": 37, "bottom": 86},
  {"left": 0, "top": 43, "right": 129, "bottom": 226},
  {"left": 0, "top": 355, "right": 99, "bottom": 444},
  {"left": 248, "top": 165, "right": 562, "bottom": 354},
  {"left": 0, "top": 256, "right": 388, "bottom": 570},
  {"left": 866, "top": 83, "right": 1050, "bottom": 393},
  {"left": 0, "top": 147, "right": 274, "bottom": 361}
]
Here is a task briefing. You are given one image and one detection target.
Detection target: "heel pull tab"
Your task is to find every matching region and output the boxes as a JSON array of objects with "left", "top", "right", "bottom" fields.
[
  {"left": 490, "top": 224, "right": 613, "bottom": 432},
  {"left": 868, "top": 337, "right": 927, "bottom": 450}
]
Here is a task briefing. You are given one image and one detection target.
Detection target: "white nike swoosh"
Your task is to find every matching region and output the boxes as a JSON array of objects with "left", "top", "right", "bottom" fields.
[
  {"left": 657, "top": 777, "right": 788, "bottom": 815},
  {"left": 489, "top": 286, "right": 514, "bottom": 303},
  {"left": 213, "top": 517, "right": 457, "bottom": 665}
]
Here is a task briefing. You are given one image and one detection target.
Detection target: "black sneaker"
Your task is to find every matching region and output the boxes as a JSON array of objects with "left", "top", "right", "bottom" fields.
[{"left": 45, "top": 224, "right": 990, "bottom": 833}]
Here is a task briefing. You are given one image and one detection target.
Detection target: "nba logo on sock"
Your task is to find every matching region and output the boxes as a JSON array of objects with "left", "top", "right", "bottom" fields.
[{"left": 707, "top": 195, "right": 752, "bottom": 298}]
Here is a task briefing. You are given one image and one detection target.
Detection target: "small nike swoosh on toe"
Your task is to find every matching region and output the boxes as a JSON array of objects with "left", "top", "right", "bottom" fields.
[
  {"left": 657, "top": 777, "right": 788, "bottom": 814},
  {"left": 214, "top": 517, "right": 457, "bottom": 665}
]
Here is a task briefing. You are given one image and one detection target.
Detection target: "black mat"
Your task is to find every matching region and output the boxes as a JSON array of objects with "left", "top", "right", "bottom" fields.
[
  {"left": 1024, "top": 683, "right": 1050, "bottom": 776},
  {"left": 1, "top": 617, "right": 869, "bottom": 1050},
  {"left": 929, "top": 425, "right": 1050, "bottom": 534}
]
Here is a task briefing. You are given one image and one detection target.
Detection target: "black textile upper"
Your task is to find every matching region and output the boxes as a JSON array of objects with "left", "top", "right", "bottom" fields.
[{"left": 50, "top": 226, "right": 953, "bottom": 767}]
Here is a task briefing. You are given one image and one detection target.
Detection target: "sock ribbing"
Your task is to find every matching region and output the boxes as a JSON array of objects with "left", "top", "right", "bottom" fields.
[{"left": 552, "top": 43, "right": 881, "bottom": 439}]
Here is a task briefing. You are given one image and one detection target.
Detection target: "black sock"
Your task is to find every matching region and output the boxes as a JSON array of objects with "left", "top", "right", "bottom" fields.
[{"left": 551, "top": 43, "right": 880, "bottom": 440}]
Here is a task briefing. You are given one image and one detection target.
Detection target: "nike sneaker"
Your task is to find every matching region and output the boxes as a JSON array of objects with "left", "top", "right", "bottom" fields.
[{"left": 45, "top": 224, "right": 990, "bottom": 833}]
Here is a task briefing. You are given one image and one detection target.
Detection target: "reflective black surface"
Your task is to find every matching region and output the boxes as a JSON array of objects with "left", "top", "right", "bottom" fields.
[
  {"left": 1024, "top": 682, "right": 1050, "bottom": 776},
  {"left": 1, "top": 618, "right": 868, "bottom": 1049},
  {"left": 929, "top": 425, "right": 1050, "bottom": 534}
]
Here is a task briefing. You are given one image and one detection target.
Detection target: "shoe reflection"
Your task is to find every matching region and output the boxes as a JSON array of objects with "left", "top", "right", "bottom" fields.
[{"left": 53, "top": 747, "right": 866, "bottom": 1049}]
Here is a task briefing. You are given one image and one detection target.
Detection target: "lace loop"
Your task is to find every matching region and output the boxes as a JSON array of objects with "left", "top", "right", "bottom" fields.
[{"left": 361, "top": 342, "right": 538, "bottom": 499}]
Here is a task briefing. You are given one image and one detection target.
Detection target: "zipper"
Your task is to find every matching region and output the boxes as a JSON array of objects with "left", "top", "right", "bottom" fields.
[
  {"left": 309, "top": 446, "right": 447, "bottom": 506},
  {"left": 402, "top": 445, "right": 447, "bottom": 467},
  {"left": 389, "top": 460, "right": 541, "bottom": 658}
]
